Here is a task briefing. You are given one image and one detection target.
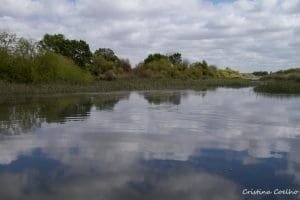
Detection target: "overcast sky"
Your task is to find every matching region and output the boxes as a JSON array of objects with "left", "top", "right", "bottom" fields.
[{"left": 1, "top": 0, "right": 300, "bottom": 72}]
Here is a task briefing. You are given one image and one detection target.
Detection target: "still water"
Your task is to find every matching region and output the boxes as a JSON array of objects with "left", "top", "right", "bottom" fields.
[{"left": 0, "top": 88, "right": 299, "bottom": 200}]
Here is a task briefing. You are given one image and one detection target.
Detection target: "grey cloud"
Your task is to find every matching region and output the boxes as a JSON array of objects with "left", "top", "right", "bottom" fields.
[{"left": 1, "top": 0, "right": 300, "bottom": 71}]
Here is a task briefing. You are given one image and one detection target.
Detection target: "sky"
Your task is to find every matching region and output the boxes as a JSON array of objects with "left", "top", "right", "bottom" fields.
[{"left": 0, "top": 0, "right": 300, "bottom": 72}]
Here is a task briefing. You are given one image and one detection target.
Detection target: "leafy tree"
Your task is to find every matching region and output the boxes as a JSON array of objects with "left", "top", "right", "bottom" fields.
[
  {"left": 136, "top": 57, "right": 175, "bottom": 78},
  {"left": 117, "top": 58, "right": 131, "bottom": 72},
  {"left": 39, "top": 34, "right": 92, "bottom": 67},
  {"left": 67, "top": 39, "right": 92, "bottom": 67},
  {"left": 202, "top": 60, "right": 208, "bottom": 69},
  {"left": 168, "top": 53, "right": 182, "bottom": 65},
  {"left": 94, "top": 48, "right": 119, "bottom": 63},
  {"left": 89, "top": 54, "right": 116, "bottom": 76},
  {"left": 91, "top": 48, "right": 130, "bottom": 76},
  {"left": 144, "top": 53, "right": 168, "bottom": 64}
]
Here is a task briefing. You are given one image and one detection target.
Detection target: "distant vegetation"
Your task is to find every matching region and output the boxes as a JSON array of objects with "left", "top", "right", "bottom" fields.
[
  {"left": 261, "top": 68, "right": 300, "bottom": 82},
  {"left": 0, "top": 79, "right": 256, "bottom": 96},
  {"left": 252, "top": 71, "right": 269, "bottom": 76},
  {"left": 0, "top": 31, "right": 243, "bottom": 83},
  {"left": 1, "top": 31, "right": 300, "bottom": 94},
  {"left": 0, "top": 32, "right": 92, "bottom": 83},
  {"left": 255, "top": 68, "right": 300, "bottom": 94},
  {"left": 135, "top": 53, "right": 241, "bottom": 79}
]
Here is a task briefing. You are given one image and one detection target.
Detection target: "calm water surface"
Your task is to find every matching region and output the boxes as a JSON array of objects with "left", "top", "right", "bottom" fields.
[{"left": 0, "top": 88, "right": 299, "bottom": 200}]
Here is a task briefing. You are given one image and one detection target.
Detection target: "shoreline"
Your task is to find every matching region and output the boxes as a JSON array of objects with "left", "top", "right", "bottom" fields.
[
  {"left": 0, "top": 78, "right": 299, "bottom": 96},
  {"left": 0, "top": 78, "right": 256, "bottom": 96}
]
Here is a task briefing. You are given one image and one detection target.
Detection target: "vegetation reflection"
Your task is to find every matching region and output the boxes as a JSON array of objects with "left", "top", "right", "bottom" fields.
[{"left": 0, "top": 94, "right": 129, "bottom": 135}]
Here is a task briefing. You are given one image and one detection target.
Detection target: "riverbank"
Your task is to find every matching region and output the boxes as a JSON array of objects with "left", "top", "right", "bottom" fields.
[
  {"left": 254, "top": 80, "right": 300, "bottom": 94},
  {"left": 0, "top": 78, "right": 257, "bottom": 96},
  {"left": 1, "top": 78, "right": 300, "bottom": 96}
]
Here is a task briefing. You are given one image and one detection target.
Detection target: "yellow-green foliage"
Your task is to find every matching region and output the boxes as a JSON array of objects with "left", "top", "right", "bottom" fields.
[
  {"left": 1, "top": 32, "right": 245, "bottom": 83},
  {"left": 89, "top": 55, "right": 115, "bottom": 75},
  {"left": 217, "top": 68, "right": 242, "bottom": 78},
  {"left": 33, "top": 52, "right": 92, "bottom": 83},
  {"left": 88, "top": 54, "right": 125, "bottom": 80},
  {"left": 143, "top": 58, "right": 174, "bottom": 77},
  {"left": 135, "top": 58, "right": 241, "bottom": 79},
  {"left": 135, "top": 58, "right": 173, "bottom": 78},
  {"left": 0, "top": 49, "right": 92, "bottom": 83},
  {"left": 0, "top": 49, "right": 35, "bottom": 83}
]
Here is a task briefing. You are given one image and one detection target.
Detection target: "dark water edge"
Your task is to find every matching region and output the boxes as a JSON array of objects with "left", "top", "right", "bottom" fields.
[
  {"left": 1, "top": 79, "right": 300, "bottom": 96},
  {"left": 0, "top": 79, "right": 257, "bottom": 95},
  {"left": 254, "top": 80, "right": 300, "bottom": 94},
  {"left": 0, "top": 88, "right": 299, "bottom": 200}
]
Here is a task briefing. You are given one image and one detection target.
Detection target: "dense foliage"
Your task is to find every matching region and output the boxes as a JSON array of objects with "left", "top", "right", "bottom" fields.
[
  {"left": 0, "top": 32, "right": 92, "bottom": 83},
  {"left": 0, "top": 31, "right": 253, "bottom": 84},
  {"left": 39, "top": 34, "right": 92, "bottom": 68},
  {"left": 136, "top": 53, "right": 241, "bottom": 79}
]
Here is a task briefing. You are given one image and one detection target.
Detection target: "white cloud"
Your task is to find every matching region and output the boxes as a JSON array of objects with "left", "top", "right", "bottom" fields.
[{"left": 0, "top": 0, "right": 300, "bottom": 71}]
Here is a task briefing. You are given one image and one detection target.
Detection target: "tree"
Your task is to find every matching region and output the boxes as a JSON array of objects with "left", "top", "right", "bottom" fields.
[
  {"left": 39, "top": 34, "right": 92, "bottom": 67},
  {"left": 144, "top": 53, "right": 168, "bottom": 64},
  {"left": 88, "top": 54, "right": 116, "bottom": 76},
  {"left": 168, "top": 53, "right": 182, "bottom": 65},
  {"left": 39, "top": 34, "right": 67, "bottom": 55},
  {"left": 201, "top": 60, "right": 208, "bottom": 69},
  {"left": 67, "top": 39, "right": 92, "bottom": 67},
  {"left": 94, "top": 48, "right": 119, "bottom": 63},
  {"left": 117, "top": 58, "right": 131, "bottom": 72}
]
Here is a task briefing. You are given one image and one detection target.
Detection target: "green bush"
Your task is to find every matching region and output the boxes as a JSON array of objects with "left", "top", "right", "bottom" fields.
[
  {"left": 0, "top": 50, "right": 92, "bottom": 83},
  {"left": 33, "top": 52, "right": 92, "bottom": 83},
  {"left": 0, "top": 49, "right": 35, "bottom": 83},
  {"left": 135, "top": 58, "right": 176, "bottom": 78}
]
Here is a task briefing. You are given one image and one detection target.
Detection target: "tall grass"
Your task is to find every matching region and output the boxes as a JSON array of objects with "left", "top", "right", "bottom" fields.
[
  {"left": 0, "top": 78, "right": 256, "bottom": 96},
  {"left": 254, "top": 68, "right": 300, "bottom": 94},
  {"left": 0, "top": 50, "right": 92, "bottom": 83},
  {"left": 254, "top": 81, "right": 300, "bottom": 94},
  {"left": 261, "top": 68, "right": 300, "bottom": 82},
  {"left": 33, "top": 52, "right": 92, "bottom": 83}
]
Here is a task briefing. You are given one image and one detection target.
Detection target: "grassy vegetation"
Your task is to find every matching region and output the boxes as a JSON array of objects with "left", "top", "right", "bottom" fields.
[
  {"left": 0, "top": 78, "right": 257, "bottom": 96},
  {"left": 1, "top": 32, "right": 300, "bottom": 95},
  {"left": 254, "top": 68, "right": 300, "bottom": 94},
  {"left": 0, "top": 45, "right": 92, "bottom": 84},
  {"left": 0, "top": 32, "right": 245, "bottom": 84},
  {"left": 254, "top": 81, "right": 300, "bottom": 94},
  {"left": 261, "top": 68, "right": 300, "bottom": 82}
]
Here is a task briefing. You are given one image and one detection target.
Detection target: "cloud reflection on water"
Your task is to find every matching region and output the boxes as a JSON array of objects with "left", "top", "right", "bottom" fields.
[{"left": 0, "top": 88, "right": 299, "bottom": 199}]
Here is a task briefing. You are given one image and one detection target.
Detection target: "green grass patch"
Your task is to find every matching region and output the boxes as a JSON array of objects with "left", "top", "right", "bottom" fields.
[
  {"left": 0, "top": 50, "right": 92, "bottom": 84},
  {"left": 254, "top": 81, "right": 300, "bottom": 94}
]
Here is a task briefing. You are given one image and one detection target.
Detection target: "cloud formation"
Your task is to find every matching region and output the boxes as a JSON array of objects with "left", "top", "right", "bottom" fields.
[{"left": 1, "top": 0, "right": 300, "bottom": 71}]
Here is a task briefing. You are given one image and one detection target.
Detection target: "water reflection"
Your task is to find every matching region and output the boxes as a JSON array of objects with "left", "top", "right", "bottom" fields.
[
  {"left": 0, "top": 93, "right": 129, "bottom": 135},
  {"left": 0, "top": 88, "right": 299, "bottom": 199},
  {"left": 94, "top": 94, "right": 129, "bottom": 110},
  {"left": 143, "top": 91, "right": 183, "bottom": 105}
]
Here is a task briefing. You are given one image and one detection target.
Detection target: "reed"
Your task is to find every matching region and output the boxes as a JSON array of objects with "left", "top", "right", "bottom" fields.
[{"left": 0, "top": 78, "right": 256, "bottom": 96}]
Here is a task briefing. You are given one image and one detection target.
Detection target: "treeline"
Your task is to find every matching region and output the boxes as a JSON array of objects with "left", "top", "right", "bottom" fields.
[
  {"left": 0, "top": 32, "right": 242, "bottom": 83},
  {"left": 261, "top": 68, "right": 300, "bottom": 82},
  {"left": 0, "top": 32, "right": 92, "bottom": 83}
]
